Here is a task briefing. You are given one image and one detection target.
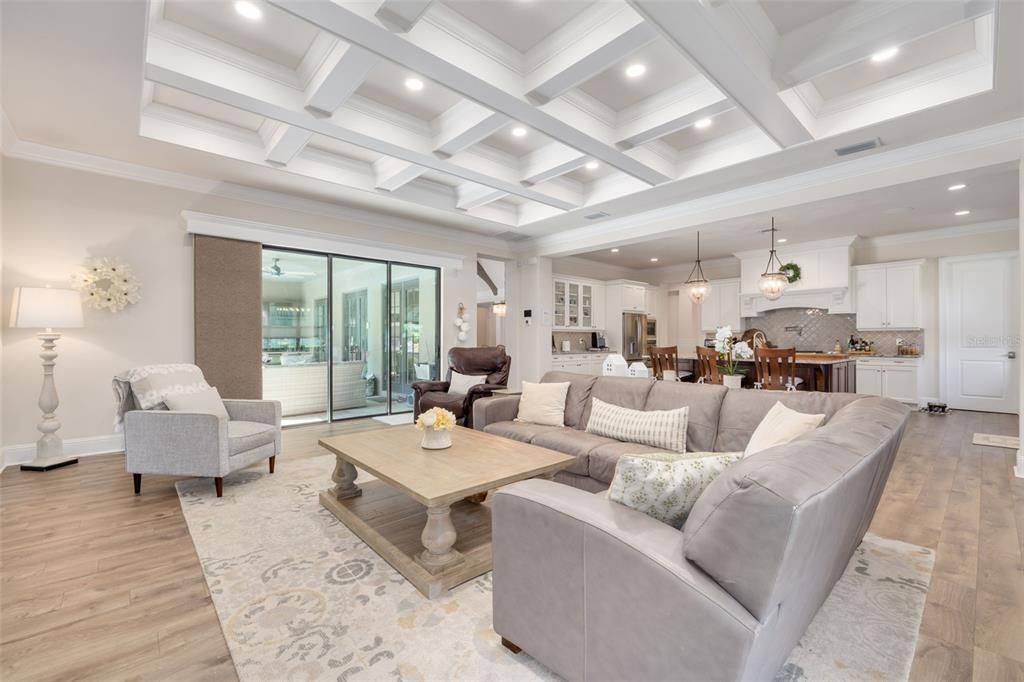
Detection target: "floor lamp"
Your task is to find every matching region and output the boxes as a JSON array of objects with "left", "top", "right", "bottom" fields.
[{"left": 9, "top": 286, "right": 84, "bottom": 471}]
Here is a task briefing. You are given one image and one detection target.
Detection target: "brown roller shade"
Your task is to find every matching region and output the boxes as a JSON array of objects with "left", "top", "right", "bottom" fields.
[{"left": 193, "top": 234, "right": 262, "bottom": 399}]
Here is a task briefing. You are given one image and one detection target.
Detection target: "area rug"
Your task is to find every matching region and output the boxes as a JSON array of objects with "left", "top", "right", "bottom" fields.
[
  {"left": 973, "top": 432, "right": 1020, "bottom": 450},
  {"left": 177, "top": 455, "right": 934, "bottom": 682}
]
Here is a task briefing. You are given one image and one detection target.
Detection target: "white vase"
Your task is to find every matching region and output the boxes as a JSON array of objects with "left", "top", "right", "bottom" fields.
[
  {"left": 723, "top": 374, "right": 743, "bottom": 389},
  {"left": 421, "top": 428, "right": 452, "bottom": 450}
]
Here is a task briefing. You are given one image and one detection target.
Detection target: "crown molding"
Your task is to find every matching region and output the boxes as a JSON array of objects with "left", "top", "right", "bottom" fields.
[
  {"left": 858, "top": 218, "right": 1019, "bottom": 246},
  {"left": 419, "top": 4, "right": 524, "bottom": 77},
  {"left": 733, "top": 235, "right": 857, "bottom": 260},
  {"left": 2, "top": 122, "right": 512, "bottom": 254}
]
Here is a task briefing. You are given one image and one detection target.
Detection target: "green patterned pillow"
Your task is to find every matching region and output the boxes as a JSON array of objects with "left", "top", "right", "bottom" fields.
[{"left": 608, "top": 451, "right": 742, "bottom": 528}]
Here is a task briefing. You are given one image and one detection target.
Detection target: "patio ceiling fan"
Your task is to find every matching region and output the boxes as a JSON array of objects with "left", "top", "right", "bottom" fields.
[{"left": 262, "top": 257, "right": 316, "bottom": 278}]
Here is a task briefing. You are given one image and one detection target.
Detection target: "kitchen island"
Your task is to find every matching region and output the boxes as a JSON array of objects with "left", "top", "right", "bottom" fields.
[{"left": 678, "top": 352, "right": 857, "bottom": 392}]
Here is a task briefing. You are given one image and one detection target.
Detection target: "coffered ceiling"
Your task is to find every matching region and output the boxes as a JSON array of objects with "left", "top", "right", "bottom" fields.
[{"left": 2, "top": 0, "right": 1021, "bottom": 254}]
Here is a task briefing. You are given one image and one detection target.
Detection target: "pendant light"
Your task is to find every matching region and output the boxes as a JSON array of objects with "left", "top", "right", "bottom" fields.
[
  {"left": 684, "top": 231, "right": 711, "bottom": 304},
  {"left": 758, "top": 217, "right": 788, "bottom": 301}
]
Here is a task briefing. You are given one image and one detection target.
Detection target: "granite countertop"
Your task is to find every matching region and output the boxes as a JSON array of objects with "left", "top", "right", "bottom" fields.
[{"left": 677, "top": 352, "right": 923, "bottom": 365}]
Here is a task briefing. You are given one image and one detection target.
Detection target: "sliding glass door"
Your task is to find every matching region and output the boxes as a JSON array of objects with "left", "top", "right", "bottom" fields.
[{"left": 262, "top": 247, "right": 440, "bottom": 423}]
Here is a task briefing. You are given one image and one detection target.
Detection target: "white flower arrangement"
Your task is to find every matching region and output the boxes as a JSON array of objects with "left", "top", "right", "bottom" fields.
[
  {"left": 714, "top": 326, "right": 752, "bottom": 376},
  {"left": 70, "top": 257, "right": 141, "bottom": 312},
  {"left": 415, "top": 407, "right": 456, "bottom": 432}
]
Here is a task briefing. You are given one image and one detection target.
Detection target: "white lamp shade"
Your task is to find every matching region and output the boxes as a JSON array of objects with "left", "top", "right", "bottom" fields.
[{"left": 10, "top": 287, "right": 84, "bottom": 329}]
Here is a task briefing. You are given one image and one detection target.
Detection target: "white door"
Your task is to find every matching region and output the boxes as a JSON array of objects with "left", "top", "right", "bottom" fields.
[
  {"left": 857, "top": 366, "right": 882, "bottom": 396},
  {"left": 855, "top": 268, "right": 887, "bottom": 329},
  {"left": 885, "top": 265, "right": 921, "bottom": 329},
  {"left": 941, "top": 253, "right": 1020, "bottom": 413}
]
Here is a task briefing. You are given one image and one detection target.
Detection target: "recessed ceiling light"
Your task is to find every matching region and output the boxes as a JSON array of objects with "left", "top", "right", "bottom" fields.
[
  {"left": 404, "top": 77, "right": 424, "bottom": 92},
  {"left": 585, "top": 161, "right": 599, "bottom": 170},
  {"left": 625, "top": 63, "right": 647, "bottom": 78},
  {"left": 777, "top": 238, "right": 788, "bottom": 243},
  {"left": 650, "top": 257, "right": 659, "bottom": 262},
  {"left": 234, "top": 0, "right": 263, "bottom": 21},
  {"left": 947, "top": 183, "right": 967, "bottom": 191},
  {"left": 511, "top": 126, "right": 528, "bottom": 138},
  {"left": 954, "top": 210, "right": 971, "bottom": 216},
  {"left": 610, "top": 248, "right": 620, "bottom": 253},
  {"left": 694, "top": 118, "right": 712, "bottom": 129},
  {"left": 871, "top": 46, "right": 899, "bottom": 63}
]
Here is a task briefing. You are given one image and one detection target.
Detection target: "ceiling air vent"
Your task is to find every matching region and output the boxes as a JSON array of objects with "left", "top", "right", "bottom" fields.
[
  {"left": 495, "top": 231, "right": 530, "bottom": 242},
  {"left": 584, "top": 211, "right": 610, "bottom": 220},
  {"left": 834, "top": 138, "right": 882, "bottom": 157}
]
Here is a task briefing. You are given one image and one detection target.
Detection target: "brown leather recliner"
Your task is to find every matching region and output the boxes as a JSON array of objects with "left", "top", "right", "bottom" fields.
[{"left": 413, "top": 346, "right": 511, "bottom": 428}]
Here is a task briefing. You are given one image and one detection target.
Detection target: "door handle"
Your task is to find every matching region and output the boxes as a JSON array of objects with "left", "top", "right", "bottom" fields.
[{"left": 1007, "top": 352, "right": 1017, "bottom": 359}]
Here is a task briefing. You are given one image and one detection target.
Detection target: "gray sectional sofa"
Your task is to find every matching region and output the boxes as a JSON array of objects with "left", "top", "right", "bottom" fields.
[{"left": 473, "top": 371, "right": 911, "bottom": 682}]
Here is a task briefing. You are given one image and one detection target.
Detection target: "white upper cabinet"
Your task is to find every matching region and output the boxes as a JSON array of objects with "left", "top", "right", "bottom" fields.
[
  {"left": 623, "top": 284, "right": 646, "bottom": 312},
  {"left": 644, "top": 287, "right": 661, "bottom": 319},
  {"left": 735, "top": 237, "right": 855, "bottom": 315},
  {"left": 701, "top": 279, "right": 741, "bottom": 332},
  {"left": 553, "top": 277, "right": 605, "bottom": 330},
  {"left": 853, "top": 260, "right": 923, "bottom": 330}
]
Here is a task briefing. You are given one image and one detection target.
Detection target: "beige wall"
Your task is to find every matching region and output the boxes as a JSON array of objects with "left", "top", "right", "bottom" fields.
[{"left": 1, "top": 158, "right": 484, "bottom": 449}]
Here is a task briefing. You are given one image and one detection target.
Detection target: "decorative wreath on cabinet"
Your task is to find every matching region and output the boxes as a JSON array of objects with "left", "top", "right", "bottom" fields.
[
  {"left": 780, "top": 262, "right": 802, "bottom": 284},
  {"left": 70, "top": 257, "right": 142, "bottom": 312}
]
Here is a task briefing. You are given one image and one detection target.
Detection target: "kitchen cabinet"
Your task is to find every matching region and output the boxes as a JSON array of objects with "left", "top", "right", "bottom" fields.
[
  {"left": 853, "top": 260, "right": 923, "bottom": 330},
  {"left": 551, "top": 353, "right": 608, "bottom": 376},
  {"left": 855, "top": 357, "right": 920, "bottom": 404},
  {"left": 700, "top": 279, "right": 741, "bottom": 332},
  {"left": 553, "top": 277, "right": 603, "bottom": 330},
  {"left": 644, "top": 287, "right": 660, "bottom": 319},
  {"left": 622, "top": 284, "right": 646, "bottom": 312}
]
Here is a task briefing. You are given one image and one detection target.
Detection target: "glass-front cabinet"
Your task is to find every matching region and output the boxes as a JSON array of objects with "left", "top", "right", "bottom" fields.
[{"left": 553, "top": 277, "right": 601, "bottom": 330}]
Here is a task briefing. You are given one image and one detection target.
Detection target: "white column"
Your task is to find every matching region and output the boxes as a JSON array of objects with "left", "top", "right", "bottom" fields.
[
  {"left": 505, "top": 257, "right": 553, "bottom": 388},
  {"left": 1017, "top": 158, "right": 1023, "bottom": 477}
]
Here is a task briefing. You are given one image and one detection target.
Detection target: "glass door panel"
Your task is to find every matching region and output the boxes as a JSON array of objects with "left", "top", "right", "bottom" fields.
[
  {"left": 261, "top": 249, "right": 329, "bottom": 426},
  {"left": 389, "top": 264, "right": 439, "bottom": 414},
  {"left": 331, "top": 257, "right": 389, "bottom": 420}
]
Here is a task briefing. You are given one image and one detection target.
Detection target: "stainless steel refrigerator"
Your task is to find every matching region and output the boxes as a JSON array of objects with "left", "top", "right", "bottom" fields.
[{"left": 622, "top": 312, "right": 648, "bottom": 362}]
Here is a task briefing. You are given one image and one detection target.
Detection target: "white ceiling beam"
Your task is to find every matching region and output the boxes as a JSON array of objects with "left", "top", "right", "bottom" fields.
[
  {"left": 268, "top": 0, "right": 671, "bottom": 186},
  {"left": 375, "top": 0, "right": 434, "bottom": 33},
  {"left": 263, "top": 121, "right": 313, "bottom": 165},
  {"left": 773, "top": 0, "right": 996, "bottom": 88},
  {"left": 143, "top": 55, "right": 575, "bottom": 211},
  {"left": 433, "top": 100, "right": 508, "bottom": 158},
  {"left": 629, "top": 0, "right": 813, "bottom": 148},
  {"left": 457, "top": 183, "right": 508, "bottom": 210},
  {"left": 304, "top": 41, "right": 379, "bottom": 116},
  {"left": 615, "top": 79, "right": 734, "bottom": 149},
  {"left": 373, "top": 157, "right": 427, "bottom": 191},
  {"left": 524, "top": 15, "right": 657, "bottom": 105},
  {"left": 522, "top": 143, "right": 588, "bottom": 186}
]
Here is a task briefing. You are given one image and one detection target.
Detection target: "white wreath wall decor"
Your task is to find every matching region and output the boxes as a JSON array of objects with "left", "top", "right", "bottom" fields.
[{"left": 71, "top": 257, "right": 142, "bottom": 312}]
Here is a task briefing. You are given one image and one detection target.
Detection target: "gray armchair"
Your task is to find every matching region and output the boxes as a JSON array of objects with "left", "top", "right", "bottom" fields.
[{"left": 121, "top": 387, "right": 281, "bottom": 497}]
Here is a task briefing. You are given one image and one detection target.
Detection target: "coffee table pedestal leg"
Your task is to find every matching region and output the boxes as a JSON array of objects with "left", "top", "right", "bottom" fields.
[
  {"left": 416, "top": 504, "right": 464, "bottom": 574},
  {"left": 330, "top": 456, "right": 362, "bottom": 500}
]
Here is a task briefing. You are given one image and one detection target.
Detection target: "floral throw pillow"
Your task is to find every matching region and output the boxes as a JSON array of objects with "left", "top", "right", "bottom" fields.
[{"left": 608, "top": 451, "right": 742, "bottom": 528}]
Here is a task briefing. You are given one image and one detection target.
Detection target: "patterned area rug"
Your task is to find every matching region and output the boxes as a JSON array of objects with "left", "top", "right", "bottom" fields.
[{"left": 177, "top": 455, "right": 933, "bottom": 682}]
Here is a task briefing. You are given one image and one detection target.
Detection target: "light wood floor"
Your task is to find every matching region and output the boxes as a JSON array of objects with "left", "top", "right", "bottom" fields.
[{"left": 1, "top": 411, "right": 1022, "bottom": 681}]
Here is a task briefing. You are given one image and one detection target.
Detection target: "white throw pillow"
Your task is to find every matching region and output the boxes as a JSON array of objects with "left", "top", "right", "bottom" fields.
[
  {"left": 515, "top": 381, "right": 570, "bottom": 426},
  {"left": 163, "top": 386, "right": 230, "bottom": 420},
  {"left": 586, "top": 397, "right": 688, "bottom": 453},
  {"left": 448, "top": 370, "right": 486, "bottom": 395},
  {"left": 609, "top": 451, "right": 742, "bottom": 528},
  {"left": 743, "top": 401, "right": 825, "bottom": 458}
]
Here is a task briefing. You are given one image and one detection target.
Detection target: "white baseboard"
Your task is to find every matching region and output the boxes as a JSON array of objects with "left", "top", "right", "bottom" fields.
[{"left": 1, "top": 434, "right": 125, "bottom": 472}]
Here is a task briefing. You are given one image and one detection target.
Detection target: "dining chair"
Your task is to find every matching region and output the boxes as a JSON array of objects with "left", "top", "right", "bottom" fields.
[
  {"left": 647, "top": 346, "right": 691, "bottom": 381},
  {"left": 695, "top": 346, "right": 722, "bottom": 385},
  {"left": 753, "top": 347, "right": 804, "bottom": 391}
]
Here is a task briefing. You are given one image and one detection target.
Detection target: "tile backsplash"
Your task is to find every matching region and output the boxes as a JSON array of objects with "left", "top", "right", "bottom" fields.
[
  {"left": 552, "top": 331, "right": 596, "bottom": 352},
  {"left": 708, "top": 308, "right": 924, "bottom": 355}
]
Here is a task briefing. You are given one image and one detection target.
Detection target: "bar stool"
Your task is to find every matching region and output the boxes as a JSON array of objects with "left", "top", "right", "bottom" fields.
[
  {"left": 648, "top": 346, "right": 692, "bottom": 381},
  {"left": 753, "top": 347, "right": 804, "bottom": 391},
  {"left": 695, "top": 346, "right": 722, "bottom": 385}
]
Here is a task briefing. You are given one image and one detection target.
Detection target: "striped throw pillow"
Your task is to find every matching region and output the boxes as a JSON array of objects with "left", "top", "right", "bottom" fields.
[{"left": 585, "top": 397, "right": 688, "bottom": 452}]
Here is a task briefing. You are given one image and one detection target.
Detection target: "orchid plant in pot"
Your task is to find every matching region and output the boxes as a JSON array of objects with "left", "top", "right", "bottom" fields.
[
  {"left": 415, "top": 407, "right": 456, "bottom": 449},
  {"left": 714, "top": 326, "right": 753, "bottom": 389}
]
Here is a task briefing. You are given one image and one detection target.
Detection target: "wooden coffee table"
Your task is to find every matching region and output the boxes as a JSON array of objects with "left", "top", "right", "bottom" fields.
[{"left": 318, "top": 424, "right": 574, "bottom": 598}]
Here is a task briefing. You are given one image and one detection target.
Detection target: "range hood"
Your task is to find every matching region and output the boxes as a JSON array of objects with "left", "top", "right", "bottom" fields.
[{"left": 734, "top": 236, "right": 856, "bottom": 317}]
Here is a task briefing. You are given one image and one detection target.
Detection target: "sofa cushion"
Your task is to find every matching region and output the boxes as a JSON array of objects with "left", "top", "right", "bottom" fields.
[
  {"left": 644, "top": 381, "right": 727, "bottom": 453},
  {"left": 228, "top": 420, "right": 277, "bottom": 455},
  {"left": 540, "top": 371, "right": 598, "bottom": 428},
  {"left": 713, "top": 389, "right": 860, "bottom": 452},
  {"left": 743, "top": 401, "right": 825, "bottom": 458},
  {"left": 588, "top": 441, "right": 668, "bottom": 484},
  {"left": 531, "top": 428, "right": 619, "bottom": 476},
  {"left": 586, "top": 398, "right": 688, "bottom": 453},
  {"left": 683, "top": 396, "right": 911, "bottom": 622},
  {"left": 483, "top": 421, "right": 562, "bottom": 443},
  {"left": 579, "top": 376, "right": 656, "bottom": 428},
  {"left": 516, "top": 381, "right": 570, "bottom": 426}
]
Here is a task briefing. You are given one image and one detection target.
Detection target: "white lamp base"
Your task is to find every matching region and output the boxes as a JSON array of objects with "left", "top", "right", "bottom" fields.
[{"left": 21, "top": 332, "right": 78, "bottom": 473}]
